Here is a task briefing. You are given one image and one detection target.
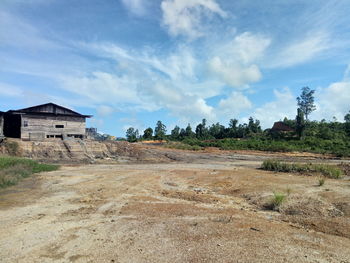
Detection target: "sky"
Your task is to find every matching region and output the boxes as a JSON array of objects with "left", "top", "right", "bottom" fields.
[{"left": 1, "top": 0, "right": 350, "bottom": 137}]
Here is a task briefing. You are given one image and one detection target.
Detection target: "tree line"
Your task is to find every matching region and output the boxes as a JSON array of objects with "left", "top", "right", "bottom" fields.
[{"left": 125, "top": 87, "right": 350, "bottom": 156}]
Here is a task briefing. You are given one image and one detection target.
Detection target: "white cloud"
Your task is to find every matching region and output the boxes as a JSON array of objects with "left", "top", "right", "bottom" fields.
[
  {"left": 316, "top": 81, "right": 350, "bottom": 121},
  {"left": 69, "top": 42, "right": 219, "bottom": 121},
  {"left": 217, "top": 92, "right": 252, "bottom": 117},
  {"left": 0, "top": 83, "right": 24, "bottom": 97},
  {"left": 344, "top": 64, "right": 350, "bottom": 81},
  {"left": 208, "top": 32, "right": 270, "bottom": 88},
  {"left": 268, "top": 31, "right": 331, "bottom": 68},
  {"left": 228, "top": 32, "right": 271, "bottom": 65},
  {"left": 161, "top": 0, "right": 227, "bottom": 38},
  {"left": 251, "top": 88, "right": 296, "bottom": 128},
  {"left": 0, "top": 10, "right": 61, "bottom": 50},
  {"left": 139, "top": 81, "right": 215, "bottom": 122},
  {"left": 121, "top": 0, "right": 147, "bottom": 16},
  {"left": 209, "top": 57, "right": 261, "bottom": 88},
  {"left": 97, "top": 105, "right": 115, "bottom": 117},
  {"left": 60, "top": 72, "right": 142, "bottom": 106}
]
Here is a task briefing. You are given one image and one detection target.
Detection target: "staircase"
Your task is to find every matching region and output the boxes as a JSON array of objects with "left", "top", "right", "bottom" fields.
[{"left": 62, "top": 139, "right": 94, "bottom": 160}]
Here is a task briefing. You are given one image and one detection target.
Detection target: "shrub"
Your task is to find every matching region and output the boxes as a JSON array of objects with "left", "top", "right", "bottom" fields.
[
  {"left": 166, "top": 136, "right": 350, "bottom": 157},
  {"left": 261, "top": 160, "right": 343, "bottom": 179},
  {"left": 318, "top": 177, "right": 326, "bottom": 186},
  {"left": 0, "top": 157, "right": 59, "bottom": 188},
  {"left": 271, "top": 192, "right": 286, "bottom": 210}
]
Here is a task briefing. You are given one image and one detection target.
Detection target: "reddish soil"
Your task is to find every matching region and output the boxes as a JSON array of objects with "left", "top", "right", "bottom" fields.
[{"left": 0, "top": 148, "right": 350, "bottom": 262}]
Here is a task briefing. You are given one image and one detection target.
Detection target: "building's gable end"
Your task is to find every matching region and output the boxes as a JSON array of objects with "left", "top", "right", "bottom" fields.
[
  {"left": 16, "top": 103, "right": 84, "bottom": 117},
  {"left": 271, "top": 121, "right": 294, "bottom": 132}
]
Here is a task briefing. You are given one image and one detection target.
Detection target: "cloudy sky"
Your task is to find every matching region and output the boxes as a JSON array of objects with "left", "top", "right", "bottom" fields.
[{"left": 1, "top": 0, "right": 350, "bottom": 136}]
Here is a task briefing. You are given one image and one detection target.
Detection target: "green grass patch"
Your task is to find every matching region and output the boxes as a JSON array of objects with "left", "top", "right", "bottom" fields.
[
  {"left": 0, "top": 156, "right": 59, "bottom": 188},
  {"left": 271, "top": 192, "right": 287, "bottom": 210},
  {"left": 261, "top": 159, "right": 343, "bottom": 179}
]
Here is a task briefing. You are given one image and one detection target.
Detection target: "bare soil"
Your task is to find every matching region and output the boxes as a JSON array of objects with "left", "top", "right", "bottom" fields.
[{"left": 1, "top": 147, "right": 350, "bottom": 262}]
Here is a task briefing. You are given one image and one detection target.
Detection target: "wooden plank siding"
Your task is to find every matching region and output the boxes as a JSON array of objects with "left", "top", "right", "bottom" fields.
[
  {"left": 19, "top": 104, "right": 80, "bottom": 116},
  {"left": 21, "top": 115, "right": 86, "bottom": 141},
  {"left": 0, "top": 115, "right": 4, "bottom": 137}
]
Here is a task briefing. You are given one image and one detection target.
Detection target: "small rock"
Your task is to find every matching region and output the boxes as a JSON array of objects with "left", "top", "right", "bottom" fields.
[{"left": 250, "top": 227, "right": 261, "bottom": 232}]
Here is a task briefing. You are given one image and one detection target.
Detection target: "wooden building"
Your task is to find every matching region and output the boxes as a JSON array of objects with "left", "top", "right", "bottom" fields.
[
  {"left": 0, "top": 103, "right": 92, "bottom": 141},
  {"left": 0, "top": 111, "right": 4, "bottom": 138},
  {"left": 271, "top": 121, "right": 294, "bottom": 132}
]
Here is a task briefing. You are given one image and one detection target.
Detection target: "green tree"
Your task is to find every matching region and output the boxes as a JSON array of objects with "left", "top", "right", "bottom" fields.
[
  {"left": 345, "top": 111, "right": 350, "bottom": 136},
  {"left": 179, "top": 128, "right": 186, "bottom": 139},
  {"left": 170, "top": 125, "right": 180, "bottom": 140},
  {"left": 195, "top": 119, "right": 208, "bottom": 139},
  {"left": 296, "top": 108, "right": 305, "bottom": 139},
  {"left": 143, "top": 127, "right": 153, "bottom": 140},
  {"left": 126, "top": 127, "right": 139, "bottom": 142},
  {"left": 209, "top": 122, "right": 225, "bottom": 139},
  {"left": 248, "top": 117, "right": 262, "bottom": 134},
  {"left": 185, "top": 123, "right": 195, "bottom": 138},
  {"left": 229, "top": 119, "right": 238, "bottom": 129},
  {"left": 154, "top": 121, "right": 167, "bottom": 140},
  {"left": 228, "top": 119, "right": 238, "bottom": 138},
  {"left": 297, "top": 87, "right": 316, "bottom": 120}
]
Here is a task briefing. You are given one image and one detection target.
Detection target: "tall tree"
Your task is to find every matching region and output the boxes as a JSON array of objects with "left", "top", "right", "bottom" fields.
[
  {"left": 229, "top": 119, "right": 238, "bottom": 129},
  {"left": 195, "top": 119, "right": 208, "bottom": 139},
  {"left": 345, "top": 111, "right": 350, "bottom": 123},
  {"left": 248, "top": 117, "right": 262, "bottom": 134},
  {"left": 126, "top": 127, "right": 139, "bottom": 142},
  {"left": 345, "top": 111, "right": 350, "bottom": 136},
  {"left": 170, "top": 125, "right": 180, "bottom": 140},
  {"left": 296, "top": 108, "right": 305, "bottom": 139},
  {"left": 209, "top": 122, "right": 225, "bottom": 139},
  {"left": 179, "top": 128, "right": 186, "bottom": 139},
  {"left": 297, "top": 87, "right": 316, "bottom": 120},
  {"left": 143, "top": 127, "right": 153, "bottom": 140},
  {"left": 154, "top": 121, "right": 167, "bottom": 140},
  {"left": 185, "top": 123, "right": 195, "bottom": 138},
  {"left": 228, "top": 119, "right": 238, "bottom": 138}
]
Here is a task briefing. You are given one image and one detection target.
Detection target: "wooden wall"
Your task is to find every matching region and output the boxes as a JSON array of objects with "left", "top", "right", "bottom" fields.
[
  {"left": 21, "top": 115, "right": 86, "bottom": 141},
  {"left": 23, "top": 104, "right": 78, "bottom": 115},
  {"left": 0, "top": 115, "right": 3, "bottom": 137}
]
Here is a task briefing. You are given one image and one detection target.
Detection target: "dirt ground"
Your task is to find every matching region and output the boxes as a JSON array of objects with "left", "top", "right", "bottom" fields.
[{"left": 1, "top": 147, "right": 350, "bottom": 263}]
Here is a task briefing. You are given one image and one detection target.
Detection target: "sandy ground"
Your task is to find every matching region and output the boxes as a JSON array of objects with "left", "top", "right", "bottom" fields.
[{"left": 1, "top": 150, "right": 350, "bottom": 263}]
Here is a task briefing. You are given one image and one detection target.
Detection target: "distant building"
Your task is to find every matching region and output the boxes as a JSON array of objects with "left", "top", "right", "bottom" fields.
[
  {"left": 0, "top": 111, "right": 4, "bottom": 138},
  {"left": 0, "top": 103, "right": 92, "bottom": 141},
  {"left": 86, "top": 127, "right": 98, "bottom": 140},
  {"left": 271, "top": 121, "right": 294, "bottom": 132}
]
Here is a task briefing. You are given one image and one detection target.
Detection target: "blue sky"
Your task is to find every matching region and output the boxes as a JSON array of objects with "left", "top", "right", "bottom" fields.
[{"left": 1, "top": 0, "right": 350, "bottom": 136}]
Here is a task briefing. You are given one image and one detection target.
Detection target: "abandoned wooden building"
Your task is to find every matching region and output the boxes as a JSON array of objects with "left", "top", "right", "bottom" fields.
[
  {"left": 0, "top": 111, "right": 4, "bottom": 138},
  {"left": 271, "top": 121, "right": 295, "bottom": 133},
  {"left": 0, "top": 103, "right": 92, "bottom": 140}
]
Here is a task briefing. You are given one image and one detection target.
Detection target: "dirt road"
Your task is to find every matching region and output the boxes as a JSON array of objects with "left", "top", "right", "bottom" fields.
[{"left": 1, "top": 152, "right": 350, "bottom": 262}]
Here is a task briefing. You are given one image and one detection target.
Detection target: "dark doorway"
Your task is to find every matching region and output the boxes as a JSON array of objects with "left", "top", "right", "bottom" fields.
[{"left": 4, "top": 114, "right": 22, "bottom": 138}]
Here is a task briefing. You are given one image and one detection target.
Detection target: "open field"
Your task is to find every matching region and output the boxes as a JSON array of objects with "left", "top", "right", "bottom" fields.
[{"left": 1, "top": 147, "right": 350, "bottom": 262}]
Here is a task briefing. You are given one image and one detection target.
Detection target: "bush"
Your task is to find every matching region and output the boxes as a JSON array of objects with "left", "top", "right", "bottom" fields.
[
  {"left": 166, "top": 136, "right": 350, "bottom": 157},
  {"left": 318, "top": 177, "right": 326, "bottom": 186},
  {"left": 271, "top": 192, "right": 286, "bottom": 210},
  {"left": 0, "top": 157, "right": 59, "bottom": 188},
  {"left": 261, "top": 160, "right": 343, "bottom": 179}
]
